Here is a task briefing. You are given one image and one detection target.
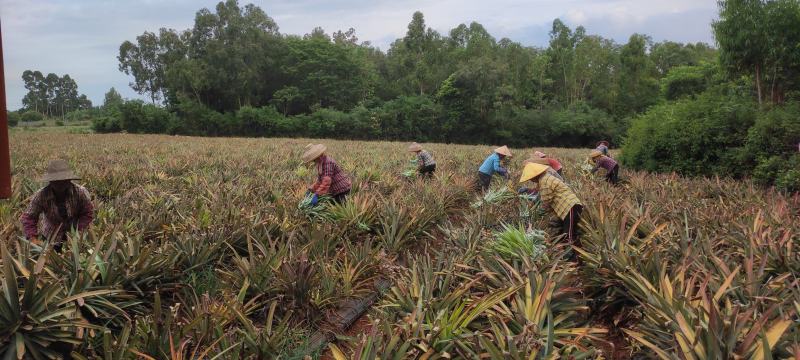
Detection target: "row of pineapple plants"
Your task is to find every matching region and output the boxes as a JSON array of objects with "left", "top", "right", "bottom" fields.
[{"left": 2, "top": 132, "right": 798, "bottom": 358}]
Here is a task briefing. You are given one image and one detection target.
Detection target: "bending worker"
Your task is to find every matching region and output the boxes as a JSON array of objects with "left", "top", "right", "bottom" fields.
[
  {"left": 477, "top": 146, "right": 512, "bottom": 191},
  {"left": 303, "top": 144, "right": 352, "bottom": 205},
  {"left": 519, "top": 162, "right": 583, "bottom": 249},
  {"left": 589, "top": 150, "right": 620, "bottom": 185},
  {"left": 20, "top": 159, "right": 94, "bottom": 253},
  {"left": 408, "top": 142, "right": 436, "bottom": 178},
  {"left": 532, "top": 151, "right": 563, "bottom": 177}
]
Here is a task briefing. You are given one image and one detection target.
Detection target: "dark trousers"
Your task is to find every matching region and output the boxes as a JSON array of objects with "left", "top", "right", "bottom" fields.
[
  {"left": 419, "top": 164, "right": 436, "bottom": 178},
  {"left": 561, "top": 204, "right": 583, "bottom": 246},
  {"left": 476, "top": 172, "right": 492, "bottom": 192},
  {"left": 606, "top": 165, "right": 619, "bottom": 185},
  {"left": 332, "top": 190, "right": 350, "bottom": 204}
]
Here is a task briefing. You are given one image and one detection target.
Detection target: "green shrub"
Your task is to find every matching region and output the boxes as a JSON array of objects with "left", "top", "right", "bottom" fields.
[
  {"left": 621, "top": 85, "right": 758, "bottom": 177},
  {"left": 661, "top": 63, "right": 717, "bottom": 100},
  {"left": 119, "top": 100, "right": 175, "bottom": 134},
  {"left": 92, "top": 116, "right": 122, "bottom": 133},
  {"left": 6, "top": 111, "right": 19, "bottom": 127},
  {"left": 54, "top": 120, "right": 64, "bottom": 126},
  {"left": 747, "top": 102, "right": 800, "bottom": 192},
  {"left": 21, "top": 111, "right": 44, "bottom": 123}
]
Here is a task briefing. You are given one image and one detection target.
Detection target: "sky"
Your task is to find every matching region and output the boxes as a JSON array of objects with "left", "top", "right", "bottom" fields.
[{"left": 0, "top": 0, "right": 719, "bottom": 110}]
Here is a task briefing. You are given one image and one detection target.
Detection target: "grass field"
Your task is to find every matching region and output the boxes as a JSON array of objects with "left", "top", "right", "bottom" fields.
[{"left": 1, "top": 132, "right": 798, "bottom": 359}]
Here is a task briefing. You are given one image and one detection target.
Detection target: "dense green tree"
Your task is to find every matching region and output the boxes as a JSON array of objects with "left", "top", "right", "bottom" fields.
[
  {"left": 616, "top": 34, "right": 659, "bottom": 116},
  {"left": 20, "top": 70, "right": 91, "bottom": 117},
  {"left": 714, "top": 0, "right": 800, "bottom": 105},
  {"left": 111, "top": 1, "right": 732, "bottom": 150}
]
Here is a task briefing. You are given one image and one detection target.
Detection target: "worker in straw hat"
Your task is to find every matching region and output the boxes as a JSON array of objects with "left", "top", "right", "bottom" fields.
[
  {"left": 19, "top": 159, "right": 94, "bottom": 253},
  {"left": 519, "top": 162, "right": 583, "bottom": 250},
  {"left": 477, "top": 145, "right": 512, "bottom": 192},
  {"left": 408, "top": 142, "right": 436, "bottom": 179},
  {"left": 532, "top": 151, "right": 563, "bottom": 177},
  {"left": 303, "top": 144, "right": 352, "bottom": 205},
  {"left": 521, "top": 157, "right": 564, "bottom": 182},
  {"left": 589, "top": 150, "right": 619, "bottom": 185}
]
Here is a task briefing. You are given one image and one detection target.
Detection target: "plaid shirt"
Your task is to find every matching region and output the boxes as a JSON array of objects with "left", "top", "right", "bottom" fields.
[
  {"left": 592, "top": 155, "right": 618, "bottom": 173},
  {"left": 312, "top": 155, "right": 351, "bottom": 196},
  {"left": 20, "top": 184, "right": 94, "bottom": 241},
  {"left": 538, "top": 173, "right": 582, "bottom": 220},
  {"left": 417, "top": 150, "right": 436, "bottom": 167}
]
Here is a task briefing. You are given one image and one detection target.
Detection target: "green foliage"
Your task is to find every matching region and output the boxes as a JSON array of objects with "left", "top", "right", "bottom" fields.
[
  {"left": 714, "top": 0, "right": 800, "bottom": 105},
  {"left": 6, "top": 111, "right": 19, "bottom": 127},
  {"left": 746, "top": 102, "right": 800, "bottom": 192},
  {"left": 661, "top": 63, "right": 717, "bottom": 100},
  {"left": 622, "top": 84, "right": 758, "bottom": 177},
  {"left": 110, "top": 2, "right": 723, "bottom": 146},
  {"left": 118, "top": 100, "right": 175, "bottom": 134},
  {"left": 21, "top": 70, "right": 92, "bottom": 116},
  {"left": 21, "top": 110, "right": 44, "bottom": 123}
]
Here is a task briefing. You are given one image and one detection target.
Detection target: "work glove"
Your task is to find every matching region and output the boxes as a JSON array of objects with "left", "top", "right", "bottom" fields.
[
  {"left": 305, "top": 190, "right": 312, "bottom": 196},
  {"left": 310, "top": 194, "right": 319, "bottom": 206}
]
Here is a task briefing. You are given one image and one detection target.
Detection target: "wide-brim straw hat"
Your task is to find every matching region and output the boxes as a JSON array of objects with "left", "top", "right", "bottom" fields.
[
  {"left": 302, "top": 144, "right": 327, "bottom": 163},
  {"left": 408, "top": 142, "right": 423, "bottom": 152},
  {"left": 41, "top": 159, "right": 80, "bottom": 182},
  {"left": 533, "top": 151, "right": 546, "bottom": 158},
  {"left": 494, "top": 145, "right": 512, "bottom": 157},
  {"left": 519, "top": 163, "right": 548, "bottom": 183},
  {"left": 590, "top": 150, "right": 602, "bottom": 158}
]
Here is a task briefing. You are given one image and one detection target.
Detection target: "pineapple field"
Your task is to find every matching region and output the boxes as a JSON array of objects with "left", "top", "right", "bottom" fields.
[{"left": 1, "top": 132, "right": 799, "bottom": 359}]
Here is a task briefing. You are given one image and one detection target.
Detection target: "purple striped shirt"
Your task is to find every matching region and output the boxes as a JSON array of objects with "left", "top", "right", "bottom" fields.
[{"left": 592, "top": 155, "right": 618, "bottom": 172}]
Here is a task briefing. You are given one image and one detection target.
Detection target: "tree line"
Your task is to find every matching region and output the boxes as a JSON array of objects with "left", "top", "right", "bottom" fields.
[
  {"left": 20, "top": 70, "right": 92, "bottom": 118},
  {"left": 95, "top": 0, "right": 716, "bottom": 147}
]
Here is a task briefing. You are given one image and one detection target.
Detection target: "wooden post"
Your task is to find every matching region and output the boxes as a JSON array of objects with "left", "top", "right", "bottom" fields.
[{"left": 0, "top": 19, "right": 11, "bottom": 199}]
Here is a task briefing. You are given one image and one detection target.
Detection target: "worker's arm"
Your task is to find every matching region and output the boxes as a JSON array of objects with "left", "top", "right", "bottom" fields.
[
  {"left": 76, "top": 187, "right": 94, "bottom": 231},
  {"left": 493, "top": 158, "right": 508, "bottom": 177},
  {"left": 19, "top": 191, "right": 44, "bottom": 239},
  {"left": 314, "top": 160, "right": 334, "bottom": 196}
]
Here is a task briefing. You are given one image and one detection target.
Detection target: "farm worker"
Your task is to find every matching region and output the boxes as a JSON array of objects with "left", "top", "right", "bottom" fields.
[
  {"left": 589, "top": 150, "right": 620, "bottom": 185},
  {"left": 522, "top": 157, "right": 564, "bottom": 182},
  {"left": 303, "top": 144, "right": 352, "bottom": 205},
  {"left": 595, "top": 141, "right": 610, "bottom": 156},
  {"left": 408, "top": 142, "right": 436, "bottom": 178},
  {"left": 519, "top": 163, "right": 583, "bottom": 248},
  {"left": 20, "top": 159, "right": 94, "bottom": 253},
  {"left": 477, "top": 146, "right": 512, "bottom": 192},
  {"left": 532, "top": 151, "right": 563, "bottom": 176}
]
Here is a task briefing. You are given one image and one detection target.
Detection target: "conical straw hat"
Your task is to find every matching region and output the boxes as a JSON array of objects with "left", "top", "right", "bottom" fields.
[
  {"left": 590, "top": 150, "right": 602, "bottom": 158},
  {"left": 494, "top": 145, "right": 512, "bottom": 157},
  {"left": 302, "top": 144, "right": 327, "bottom": 163},
  {"left": 408, "top": 142, "right": 423, "bottom": 152},
  {"left": 41, "top": 159, "right": 80, "bottom": 182},
  {"left": 519, "top": 163, "right": 548, "bottom": 183}
]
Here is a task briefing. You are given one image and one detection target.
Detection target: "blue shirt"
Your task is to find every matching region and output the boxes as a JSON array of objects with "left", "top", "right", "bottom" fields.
[{"left": 479, "top": 153, "right": 507, "bottom": 176}]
